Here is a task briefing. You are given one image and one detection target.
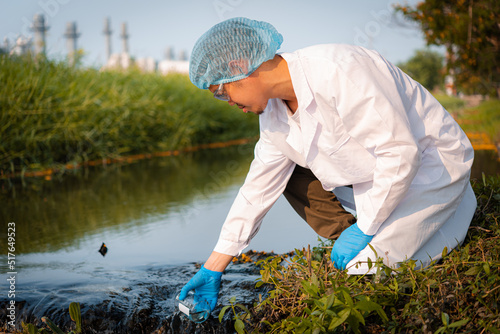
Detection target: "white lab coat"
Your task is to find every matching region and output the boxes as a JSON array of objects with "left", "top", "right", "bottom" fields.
[{"left": 214, "top": 44, "right": 477, "bottom": 274}]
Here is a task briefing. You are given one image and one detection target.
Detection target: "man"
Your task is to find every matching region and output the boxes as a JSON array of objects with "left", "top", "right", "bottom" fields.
[{"left": 179, "top": 17, "right": 477, "bottom": 312}]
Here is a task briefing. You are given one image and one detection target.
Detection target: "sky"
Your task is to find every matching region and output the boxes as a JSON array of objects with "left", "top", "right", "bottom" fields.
[{"left": 0, "top": 0, "right": 440, "bottom": 68}]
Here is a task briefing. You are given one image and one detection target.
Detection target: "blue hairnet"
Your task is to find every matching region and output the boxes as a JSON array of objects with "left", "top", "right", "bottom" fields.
[{"left": 189, "top": 17, "right": 283, "bottom": 89}]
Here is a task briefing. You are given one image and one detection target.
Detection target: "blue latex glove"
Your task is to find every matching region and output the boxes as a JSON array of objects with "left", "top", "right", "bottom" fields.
[
  {"left": 179, "top": 266, "right": 222, "bottom": 312},
  {"left": 331, "top": 223, "right": 373, "bottom": 270}
]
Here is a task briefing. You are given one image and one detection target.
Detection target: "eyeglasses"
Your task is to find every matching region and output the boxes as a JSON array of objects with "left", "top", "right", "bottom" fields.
[{"left": 213, "top": 83, "right": 230, "bottom": 101}]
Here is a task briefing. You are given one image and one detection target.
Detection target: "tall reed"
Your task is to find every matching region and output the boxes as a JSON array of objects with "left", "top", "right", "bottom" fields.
[{"left": 0, "top": 55, "right": 258, "bottom": 175}]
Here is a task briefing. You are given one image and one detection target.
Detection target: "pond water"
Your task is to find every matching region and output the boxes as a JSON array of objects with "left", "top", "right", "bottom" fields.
[
  {"left": 0, "top": 143, "right": 498, "bottom": 332},
  {"left": 0, "top": 143, "right": 321, "bottom": 264}
]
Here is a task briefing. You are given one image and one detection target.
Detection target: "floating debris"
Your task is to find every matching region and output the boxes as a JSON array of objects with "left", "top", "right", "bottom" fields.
[{"left": 98, "top": 242, "right": 108, "bottom": 257}]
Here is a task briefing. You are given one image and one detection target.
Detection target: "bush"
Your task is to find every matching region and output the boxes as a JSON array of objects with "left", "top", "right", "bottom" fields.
[
  {"left": 233, "top": 175, "right": 500, "bottom": 333},
  {"left": 0, "top": 55, "right": 258, "bottom": 175}
]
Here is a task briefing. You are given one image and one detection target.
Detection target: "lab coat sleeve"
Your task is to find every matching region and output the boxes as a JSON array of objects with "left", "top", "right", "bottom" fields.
[
  {"left": 213, "top": 133, "right": 296, "bottom": 256},
  {"left": 332, "top": 54, "right": 420, "bottom": 235}
]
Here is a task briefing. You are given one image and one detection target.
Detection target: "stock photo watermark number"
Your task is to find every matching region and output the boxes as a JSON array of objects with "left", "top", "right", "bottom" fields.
[{"left": 6, "top": 222, "right": 17, "bottom": 328}]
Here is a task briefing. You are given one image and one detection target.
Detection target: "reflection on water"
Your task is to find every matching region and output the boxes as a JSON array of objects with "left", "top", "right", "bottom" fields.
[{"left": 0, "top": 144, "right": 256, "bottom": 255}]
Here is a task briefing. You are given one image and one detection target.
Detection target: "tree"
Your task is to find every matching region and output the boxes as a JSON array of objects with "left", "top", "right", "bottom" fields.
[
  {"left": 394, "top": 0, "right": 500, "bottom": 97},
  {"left": 397, "top": 49, "right": 444, "bottom": 91}
]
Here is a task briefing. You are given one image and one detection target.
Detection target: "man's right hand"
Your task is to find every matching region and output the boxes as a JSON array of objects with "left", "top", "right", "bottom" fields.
[{"left": 179, "top": 266, "right": 222, "bottom": 312}]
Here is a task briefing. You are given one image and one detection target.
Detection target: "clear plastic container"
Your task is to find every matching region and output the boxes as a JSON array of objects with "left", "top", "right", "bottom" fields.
[{"left": 174, "top": 291, "right": 210, "bottom": 323}]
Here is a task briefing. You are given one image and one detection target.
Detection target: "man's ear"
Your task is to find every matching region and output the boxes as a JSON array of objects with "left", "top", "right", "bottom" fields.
[{"left": 228, "top": 59, "right": 249, "bottom": 75}]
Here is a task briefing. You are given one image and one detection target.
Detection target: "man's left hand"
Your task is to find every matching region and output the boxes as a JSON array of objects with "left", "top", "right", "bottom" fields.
[{"left": 330, "top": 223, "right": 373, "bottom": 270}]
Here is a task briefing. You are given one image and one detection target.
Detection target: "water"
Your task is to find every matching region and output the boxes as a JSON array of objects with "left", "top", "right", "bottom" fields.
[
  {"left": 0, "top": 144, "right": 320, "bottom": 332},
  {"left": 0, "top": 144, "right": 497, "bottom": 333},
  {"left": 471, "top": 150, "right": 500, "bottom": 180}
]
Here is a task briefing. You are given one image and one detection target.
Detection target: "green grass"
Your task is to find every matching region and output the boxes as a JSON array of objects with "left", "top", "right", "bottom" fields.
[
  {"left": 434, "top": 94, "right": 466, "bottom": 112},
  {"left": 228, "top": 175, "right": 500, "bottom": 333},
  {"left": 0, "top": 55, "right": 258, "bottom": 176},
  {"left": 459, "top": 99, "right": 500, "bottom": 144}
]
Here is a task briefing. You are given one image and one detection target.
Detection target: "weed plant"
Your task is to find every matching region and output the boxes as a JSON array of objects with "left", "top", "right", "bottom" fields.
[
  {"left": 0, "top": 55, "right": 258, "bottom": 175},
  {"left": 231, "top": 175, "right": 499, "bottom": 333}
]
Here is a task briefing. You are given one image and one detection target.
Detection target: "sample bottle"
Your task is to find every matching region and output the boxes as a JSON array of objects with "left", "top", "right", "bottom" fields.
[{"left": 174, "top": 291, "right": 211, "bottom": 323}]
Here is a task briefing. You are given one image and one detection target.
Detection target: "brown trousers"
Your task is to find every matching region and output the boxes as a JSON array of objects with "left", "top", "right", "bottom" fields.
[{"left": 283, "top": 165, "right": 355, "bottom": 239}]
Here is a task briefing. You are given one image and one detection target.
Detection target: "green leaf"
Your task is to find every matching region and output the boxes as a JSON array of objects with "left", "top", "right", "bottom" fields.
[
  {"left": 355, "top": 300, "right": 381, "bottom": 313},
  {"left": 329, "top": 308, "right": 350, "bottom": 331},
  {"left": 367, "top": 244, "right": 378, "bottom": 257},
  {"left": 441, "top": 312, "right": 449, "bottom": 326},
  {"left": 376, "top": 307, "right": 389, "bottom": 323},
  {"left": 311, "top": 309, "right": 322, "bottom": 316},
  {"left": 351, "top": 308, "right": 365, "bottom": 326},
  {"left": 311, "top": 273, "right": 319, "bottom": 288},
  {"left": 326, "top": 293, "right": 335, "bottom": 309},
  {"left": 22, "top": 323, "right": 40, "bottom": 334},
  {"left": 483, "top": 263, "right": 490, "bottom": 275},
  {"left": 260, "top": 270, "right": 270, "bottom": 282},
  {"left": 441, "top": 246, "right": 448, "bottom": 259},
  {"left": 229, "top": 296, "right": 237, "bottom": 304},
  {"left": 464, "top": 266, "right": 482, "bottom": 276},
  {"left": 325, "top": 309, "right": 336, "bottom": 317},
  {"left": 235, "top": 303, "right": 251, "bottom": 315},
  {"left": 313, "top": 299, "right": 325, "bottom": 310},
  {"left": 234, "top": 319, "right": 245, "bottom": 334},
  {"left": 391, "top": 277, "right": 399, "bottom": 292},
  {"left": 341, "top": 290, "right": 354, "bottom": 307},
  {"left": 294, "top": 322, "right": 308, "bottom": 334},
  {"left": 448, "top": 318, "right": 469, "bottom": 328},
  {"left": 301, "top": 281, "right": 319, "bottom": 296},
  {"left": 435, "top": 327, "right": 446, "bottom": 334},
  {"left": 486, "top": 326, "right": 500, "bottom": 334},
  {"left": 41, "top": 317, "right": 65, "bottom": 334},
  {"left": 69, "top": 302, "right": 81, "bottom": 333},
  {"left": 219, "top": 305, "right": 230, "bottom": 322}
]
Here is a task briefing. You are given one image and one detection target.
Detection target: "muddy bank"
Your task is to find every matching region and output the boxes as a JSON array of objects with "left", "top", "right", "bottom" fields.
[{"left": 0, "top": 251, "right": 272, "bottom": 334}]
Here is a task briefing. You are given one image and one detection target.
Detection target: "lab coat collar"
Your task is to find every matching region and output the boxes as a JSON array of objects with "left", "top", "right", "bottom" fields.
[{"left": 280, "top": 52, "right": 319, "bottom": 162}]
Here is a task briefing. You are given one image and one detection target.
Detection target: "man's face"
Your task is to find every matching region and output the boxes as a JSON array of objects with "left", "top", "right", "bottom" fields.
[{"left": 209, "top": 77, "right": 268, "bottom": 115}]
